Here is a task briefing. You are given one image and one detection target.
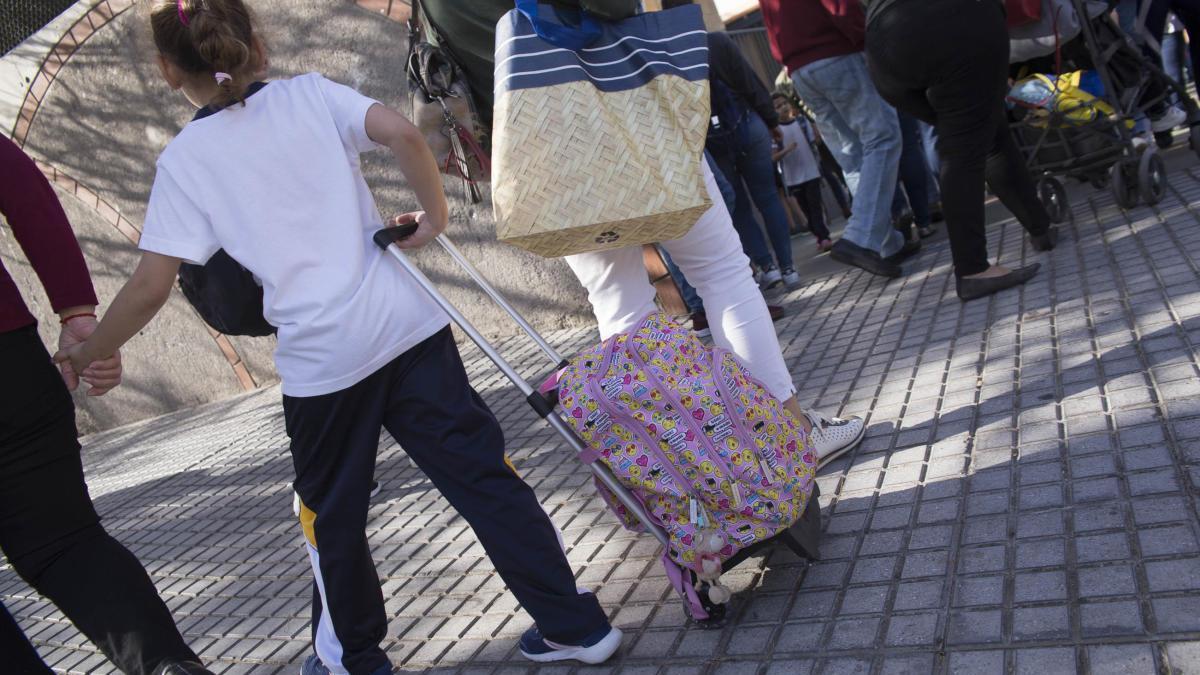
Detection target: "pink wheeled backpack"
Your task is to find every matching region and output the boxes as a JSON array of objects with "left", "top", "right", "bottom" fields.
[{"left": 552, "top": 313, "right": 821, "bottom": 623}]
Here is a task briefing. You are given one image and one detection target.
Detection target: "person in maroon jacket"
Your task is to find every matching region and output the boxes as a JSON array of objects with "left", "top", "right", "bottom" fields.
[
  {"left": 0, "top": 136, "right": 210, "bottom": 675},
  {"left": 759, "top": 0, "right": 909, "bottom": 279}
]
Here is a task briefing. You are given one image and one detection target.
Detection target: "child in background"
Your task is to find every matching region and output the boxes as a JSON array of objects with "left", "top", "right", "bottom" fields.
[
  {"left": 772, "top": 94, "right": 832, "bottom": 252},
  {"left": 54, "top": 1, "right": 619, "bottom": 672}
]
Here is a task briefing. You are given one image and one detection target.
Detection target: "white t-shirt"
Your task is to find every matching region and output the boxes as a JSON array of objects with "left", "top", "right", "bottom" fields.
[
  {"left": 776, "top": 117, "right": 820, "bottom": 187},
  {"left": 141, "top": 73, "right": 449, "bottom": 397}
]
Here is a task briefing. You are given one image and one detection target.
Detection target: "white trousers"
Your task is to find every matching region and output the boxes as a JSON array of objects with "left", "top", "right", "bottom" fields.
[{"left": 565, "top": 161, "right": 797, "bottom": 400}]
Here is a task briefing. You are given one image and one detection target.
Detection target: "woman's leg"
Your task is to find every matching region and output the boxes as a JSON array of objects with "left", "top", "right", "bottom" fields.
[
  {"left": 734, "top": 115, "right": 797, "bottom": 271},
  {"left": 896, "top": 112, "right": 932, "bottom": 229},
  {"left": 712, "top": 148, "right": 775, "bottom": 270},
  {"left": 564, "top": 245, "right": 658, "bottom": 340},
  {"left": 983, "top": 104, "right": 1052, "bottom": 237},
  {"left": 0, "top": 328, "right": 201, "bottom": 675},
  {"left": 868, "top": 4, "right": 1000, "bottom": 277},
  {"left": 659, "top": 162, "right": 811, "bottom": 426}
]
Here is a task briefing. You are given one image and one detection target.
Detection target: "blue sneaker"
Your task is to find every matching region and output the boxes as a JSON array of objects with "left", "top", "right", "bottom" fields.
[
  {"left": 301, "top": 654, "right": 393, "bottom": 675},
  {"left": 518, "top": 624, "right": 622, "bottom": 664}
]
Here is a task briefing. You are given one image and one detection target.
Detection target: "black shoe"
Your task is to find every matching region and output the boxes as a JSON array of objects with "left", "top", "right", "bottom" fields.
[
  {"left": 156, "top": 662, "right": 216, "bottom": 675},
  {"left": 768, "top": 304, "right": 785, "bottom": 322},
  {"left": 930, "top": 202, "right": 945, "bottom": 223},
  {"left": 917, "top": 223, "right": 936, "bottom": 239},
  {"left": 956, "top": 264, "right": 1041, "bottom": 301},
  {"left": 894, "top": 209, "right": 914, "bottom": 235},
  {"left": 830, "top": 239, "right": 902, "bottom": 278},
  {"left": 885, "top": 239, "right": 921, "bottom": 264},
  {"left": 1029, "top": 227, "right": 1058, "bottom": 252}
]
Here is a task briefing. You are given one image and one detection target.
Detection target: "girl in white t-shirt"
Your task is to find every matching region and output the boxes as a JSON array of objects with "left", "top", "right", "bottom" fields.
[{"left": 55, "top": 1, "right": 618, "bottom": 671}]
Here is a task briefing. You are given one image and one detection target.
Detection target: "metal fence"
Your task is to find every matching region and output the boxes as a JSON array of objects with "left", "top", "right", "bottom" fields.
[{"left": 1, "top": 0, "right": 76, "bottom": 55}]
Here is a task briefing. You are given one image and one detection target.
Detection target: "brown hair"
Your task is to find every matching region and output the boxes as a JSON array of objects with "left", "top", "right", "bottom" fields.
[{"left": 150, "top": 0, "right": 263, "bottom": 109}]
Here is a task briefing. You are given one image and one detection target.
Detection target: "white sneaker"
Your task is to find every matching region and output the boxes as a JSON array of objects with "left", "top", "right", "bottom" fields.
[
  {"left": 1151, "top": 105, "right": 1186, "bottom": 133},
  {"left": 781, "top": 268, "right": 801, "bottom": 289},
  {"left": 760, "top": 266, "right": 783, "bottom": 289},
  {"left": 804, "top": 411, "right": 866, "bottom": 469},
  {"left": 519, "top": 625, "right": 622, "bottom": 664}
]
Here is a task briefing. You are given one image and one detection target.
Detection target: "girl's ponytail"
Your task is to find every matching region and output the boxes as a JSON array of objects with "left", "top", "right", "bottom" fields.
[{"left": 151, "top": 0, "right": 262, "bottom": 109}]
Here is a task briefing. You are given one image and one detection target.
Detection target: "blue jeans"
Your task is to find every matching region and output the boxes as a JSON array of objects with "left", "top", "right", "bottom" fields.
[
  {"left": 891, "top": 111, "right": 932, "bottom": 227},
  {"left": 1115, "top": 0, "right": 1140, "bottom": 36},
  {"left": 663, "top": 152, "right": 736, "bottom": 315},
  {"left": 791, "top": 53, "right": 904, "bottom": 257},
  {"left": 710, "top": 114, "right": 796, "bottom": 271},
  {"left": 1163, "top": 29, "right": 1192, "bottom": 106},
  {"left": 919, "top": 121, "right": 941, "bottom": 200}
]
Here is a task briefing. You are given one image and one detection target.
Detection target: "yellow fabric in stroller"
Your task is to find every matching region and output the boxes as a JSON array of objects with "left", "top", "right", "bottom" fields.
[{"left": 1010, "top": 71, "right": 1132, "bottom": 128}]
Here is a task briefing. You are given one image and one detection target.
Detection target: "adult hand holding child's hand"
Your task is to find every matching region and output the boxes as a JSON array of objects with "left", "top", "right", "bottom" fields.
[{"left": 54, "top": 316, "right": 122, "bottom": 397}]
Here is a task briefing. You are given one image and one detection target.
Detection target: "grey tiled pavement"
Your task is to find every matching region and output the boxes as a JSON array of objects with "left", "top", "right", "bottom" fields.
[{"left": 7, "top": 158, "right": 1200, "bottom": 674}]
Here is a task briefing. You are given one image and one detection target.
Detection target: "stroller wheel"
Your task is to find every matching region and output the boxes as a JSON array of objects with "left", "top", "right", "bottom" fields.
[
  {"left": 1110, "top": 159, "right": 1140, "bottom": 210},
  {"left": 1036, "top": 177, "right": 1070, "bottom": 224},
  {"left": 1155, "top": 130, "right": 1175, "bottom": 150},
  {"left": 1190, "top": 125, "right": 1200, "bottom": 160},
  {"left": 1137, "top": 148, "right": 1167, "bottom": 206}
]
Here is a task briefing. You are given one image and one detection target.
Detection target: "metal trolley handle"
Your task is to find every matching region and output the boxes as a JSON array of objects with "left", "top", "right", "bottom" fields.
[{"left": 373, "top": 226, "right": 670, "bottom": 551}]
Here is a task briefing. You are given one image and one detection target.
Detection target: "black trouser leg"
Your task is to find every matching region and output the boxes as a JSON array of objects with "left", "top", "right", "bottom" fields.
[
  {"left": 286, "top": 327, "right": 610, "bottom": 674},
  {"left": 0, "top": 602, "right": 52, "bottom": 674},
  {"left": 380, "top": 328, "right": 609, "bottom": 645},
  {"left": 285, "top": 362, "right": 392, "bottom": 674},
  {"left": 984, "top": 113, "right": 1051, "bottom": 237},
  {"left": 792, "top": 180, "right": 830, "bottom": 241},
  {"left": 0, "top": 327, "right": 199, "bottom": 675}
]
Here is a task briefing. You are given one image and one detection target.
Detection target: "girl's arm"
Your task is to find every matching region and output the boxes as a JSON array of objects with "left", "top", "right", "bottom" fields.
[
  {"left": 54, "top": 252, "right": 181, "bottom": 376},
  {"left": 364, "top": 104, "right": 450, "bottom": 249},
  {"left": 771, "top": 142, "right": 797, "bottom": 162}
]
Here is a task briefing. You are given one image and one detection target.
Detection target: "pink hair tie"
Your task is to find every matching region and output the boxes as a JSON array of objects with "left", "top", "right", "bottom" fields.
[
  {"left": 214, "top": 72, "right": 232, "bottom": 85},
  {"left": 177, "top": 0, "right": 190, "bottom": 26}
]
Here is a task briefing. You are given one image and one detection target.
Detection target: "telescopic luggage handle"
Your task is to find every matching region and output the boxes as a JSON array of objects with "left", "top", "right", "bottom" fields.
[{"left": 373, "top": 225, "right": 671, "bottom": 551}]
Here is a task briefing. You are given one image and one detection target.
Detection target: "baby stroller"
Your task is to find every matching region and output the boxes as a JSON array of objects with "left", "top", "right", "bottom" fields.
[{"left": 1007, "top": 0, "right": 1200, "bottom": 221}]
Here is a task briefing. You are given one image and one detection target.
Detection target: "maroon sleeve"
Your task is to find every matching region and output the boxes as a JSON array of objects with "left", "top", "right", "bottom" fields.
[
  {"left": 820, "top": 0, "right": 866, "bottom": 49},
  {"left": 0, "top": 137, "right": 98, "bottom": 313}
]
